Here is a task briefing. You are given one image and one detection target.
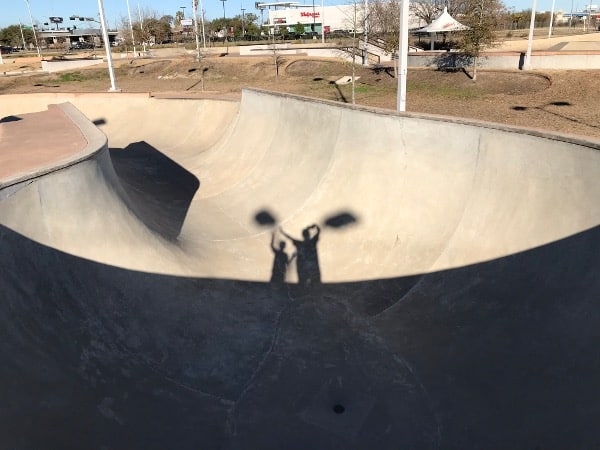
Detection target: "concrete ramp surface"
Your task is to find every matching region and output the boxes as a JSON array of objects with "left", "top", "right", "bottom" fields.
[{"left": 1, "top": 90, "right": 599, "bottom": 449}]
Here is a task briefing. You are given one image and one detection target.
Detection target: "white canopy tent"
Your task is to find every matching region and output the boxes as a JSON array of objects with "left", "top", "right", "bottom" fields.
[{"left": 417, "top": 7, "right": 469, "bottom": 50}]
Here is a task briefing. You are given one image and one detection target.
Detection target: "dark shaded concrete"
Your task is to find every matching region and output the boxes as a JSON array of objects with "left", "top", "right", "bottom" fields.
[{"left": 1, "top": 221, "right": 599, "bottom": 449}]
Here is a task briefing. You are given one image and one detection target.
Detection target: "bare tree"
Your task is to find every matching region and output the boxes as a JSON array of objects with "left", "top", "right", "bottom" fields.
[
  {"left": 366, "top": 0, "right": 400, "bottom": 76},
  {"left": 410, "top": 0, "right": 442, "bottom": 25}
]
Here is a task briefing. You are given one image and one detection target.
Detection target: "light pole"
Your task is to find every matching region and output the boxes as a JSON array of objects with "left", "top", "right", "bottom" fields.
[
  {"left": 548, "top": 0, "right": 555, "bottom": 37},
  {"left": 241, "top": 7, "right": 246, "bottom": 38},
  {"left": 97, "top": 0, "right": 119, "bottom": 91},
  {"left": 126, "top": 0, "right": 137, "bottom": 56},
  {"left": 200, "top": 3, "right": 207, "bottom": 49},
  {"left": 23, "top": 0, "right": 41, "bottom": 57},
  {"left": 221, "top": 0, "right": 227, "bottom": 44},
  {"left": 137, "top": 2, "right": 147, "bottom": 53},
  {"left": 179, "top": 5, "right": 186, "bottom": 42},
  {"left": 69, "top": 16, "right": 101, "bottom": 48},
  {"left": 192, "top": 0, "right": 201, "bottom": 60},
  {"left": 19, "top": 21, "right": 28, "bottom": 50},
  {"left": 312, "top": 0, "right": 316, "bottom": 38},
  {"left": 321, "top": 0, "right": 325, "bottom": 44},
  {"left": 523, "top": 0, "right": 536, "bottom": 70},
  {"left": 397, "top": 0, "right": 409, "bottom": 112}
]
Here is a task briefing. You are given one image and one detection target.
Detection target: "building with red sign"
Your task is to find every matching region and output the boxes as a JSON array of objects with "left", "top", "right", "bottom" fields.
[{"left": 263, "top": 2, "right": 422, "bottom": 36}]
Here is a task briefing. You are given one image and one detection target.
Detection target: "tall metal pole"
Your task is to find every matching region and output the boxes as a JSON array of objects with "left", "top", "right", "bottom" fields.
[
  {"left": 321, "top": 0, "right": 325, "bottom": 43},
  {"left": 200, "top": 4, "right": 207, "bottom": 48},
  {"left": 221, "top": 0, "right": 227, "bottom": 44},
  {"left": 548, "top": 0, "right": 555, "bottom": 37},
  {"left": 137, "top": 2, "right": 147, "bottom": 53},
  {"left": 523, "top": 0, "right": 536, "bottom": 70},
  {"left": 19, "top": 21, "right": 28, "bottom": 50},
  {"left": 98, "top": 0, "right": 119, "bottom": 91},
  {"left": 312, "top": 0, "right": 316, "bottom": 38},
  {"left": 24, "top": 0, "right": 41, "bottom": 57},
  {"left": 241, "top": 7, "right": 246, "bottom": 38},
  {"left": 362, "top": 0, "right": 368, "bottom": 63},
  {"left": 192, "top": 0, "right": 201, "bottom": 60},
  {"left": 126, "top": 0, "right": 137, "bottom": 56},
  {"left": 569, "top": 0, "right": 574, "bottom": 29},
  {"left": 397, "top": 0, "right": 409, "bottom": 112}
]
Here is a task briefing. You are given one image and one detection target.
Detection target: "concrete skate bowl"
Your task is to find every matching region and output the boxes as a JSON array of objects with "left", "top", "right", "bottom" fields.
[{"left": 1, "top": 89, "right": 600, "bottom": 449}]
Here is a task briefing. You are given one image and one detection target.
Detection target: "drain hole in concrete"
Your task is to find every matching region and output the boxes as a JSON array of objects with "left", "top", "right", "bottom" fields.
[{"left": 332, "top": 404, "right": 345, "bottom": 414}]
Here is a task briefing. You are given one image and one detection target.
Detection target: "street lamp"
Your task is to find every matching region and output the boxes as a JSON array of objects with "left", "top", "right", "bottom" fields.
[
  {"left": 97, "top": 0, "right": 119, "bottom": 91},
  {"left": 523, "top": 0, "right": 537, "bottom": 70},
  {"left": 241, "top": 7, "right": 246, "bottom": 37},
  {"left": 192, "top": 0, "right": 201, "bottom": 60},
  {"left": 126, "top": 0, "right": 137, "bottom": 56},
  {"left": 179, "top": 6, "right": 187, "bottom": 43},
  {"left": 397, "top": 0, "right": 409, "bottom": 112},
  {"left": 221, "top": 0, "right": 227, "bottom": 43},
  {"left": 69, "top": 15, "right": 101, "bottom": 48},
  {"left": 23, "top": 0, "right": 42, "bottom": 57}
]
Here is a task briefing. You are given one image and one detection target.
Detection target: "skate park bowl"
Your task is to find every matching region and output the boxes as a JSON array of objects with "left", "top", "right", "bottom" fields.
[{"left": 1, "top": 89, "right": 599, "bottom": 449}]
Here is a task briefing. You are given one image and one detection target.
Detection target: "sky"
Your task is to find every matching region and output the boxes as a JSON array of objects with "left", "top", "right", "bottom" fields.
[{"left": 0, "top": 0, "right": 591, "bottom": 30}]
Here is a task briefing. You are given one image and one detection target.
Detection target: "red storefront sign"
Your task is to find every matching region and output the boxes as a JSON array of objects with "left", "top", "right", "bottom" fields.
[{"left": 300, "top": 11, "right": 320, "bottom": 18}]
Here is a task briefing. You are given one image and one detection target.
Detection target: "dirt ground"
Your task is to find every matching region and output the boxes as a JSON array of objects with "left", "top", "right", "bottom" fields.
[{"left": 1, "top": 53, "right": 599, "bottom": 140}]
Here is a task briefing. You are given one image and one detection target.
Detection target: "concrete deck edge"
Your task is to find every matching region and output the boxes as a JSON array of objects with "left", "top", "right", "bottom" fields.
[
  {"left": 242, "top": 88, "right": 600, "bottom": 149},
  {"left": 0, "top": 102, "right": 108, "bottom": 190}
]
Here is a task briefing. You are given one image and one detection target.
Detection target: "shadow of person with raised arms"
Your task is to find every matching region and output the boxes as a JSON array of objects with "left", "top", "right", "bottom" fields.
[
  {"left": 270, "top": 231, "right": 296, "bottom": 285},
  {"left": 279, "top": 224, "right": 321, "bottom": 288}
]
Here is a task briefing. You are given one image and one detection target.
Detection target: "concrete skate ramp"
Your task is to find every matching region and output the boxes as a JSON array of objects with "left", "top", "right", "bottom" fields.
[{"left": 1, "top": 90, "right": 599, "bottom": 449}]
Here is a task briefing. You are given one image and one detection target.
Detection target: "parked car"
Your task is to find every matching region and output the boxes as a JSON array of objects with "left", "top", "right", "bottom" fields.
[
  {"left": 0, "top": 45, "right": 15, "bottom": 54},
  {"left": 69, "top": 41, "right": 95, "bottom": 50}
]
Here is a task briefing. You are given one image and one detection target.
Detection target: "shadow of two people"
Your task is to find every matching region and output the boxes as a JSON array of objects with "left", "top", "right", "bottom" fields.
[{"left": 270, "top": 224, "right": 321, "bottom": 287}]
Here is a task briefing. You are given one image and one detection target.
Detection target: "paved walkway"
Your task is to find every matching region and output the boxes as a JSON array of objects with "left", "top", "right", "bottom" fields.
[
  {"left": 492, "top": 30, "right": 600, "bottom": 52},
  {"left": 0, "top": 105, "right": 87, "bottom": 184}
]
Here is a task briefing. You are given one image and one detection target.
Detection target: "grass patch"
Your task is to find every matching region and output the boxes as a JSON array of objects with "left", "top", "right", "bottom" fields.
[
  {"left": 408, "top": 81, "right": 482, "bottom": 99},
  {"left": 53, "top": 70, "right": 108, "bottom": 83},
  {"left": 54, "top": 72, "right": 88, "bottom": 83}
]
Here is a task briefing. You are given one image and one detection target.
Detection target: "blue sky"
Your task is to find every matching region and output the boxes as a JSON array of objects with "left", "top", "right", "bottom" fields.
[{"left": 0, "top": 0, "right": 588, "bottom": 30}]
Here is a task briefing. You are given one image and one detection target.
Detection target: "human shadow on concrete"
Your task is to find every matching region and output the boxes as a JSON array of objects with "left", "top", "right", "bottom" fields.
[
  {"left": 256, "top": 210, "right": 358, "bottom": 288},
  {"left": 270, "top": 231, "right": 296, "bottom": 284},
  {"left": 1, "top": 222, "right": 600, "bottom": 450},
  {"left": 109, "top": 142, "right": 200, "bottom": 240},
  {"left": 280, "top": 224, "right": 322, "bottom": 287}
]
